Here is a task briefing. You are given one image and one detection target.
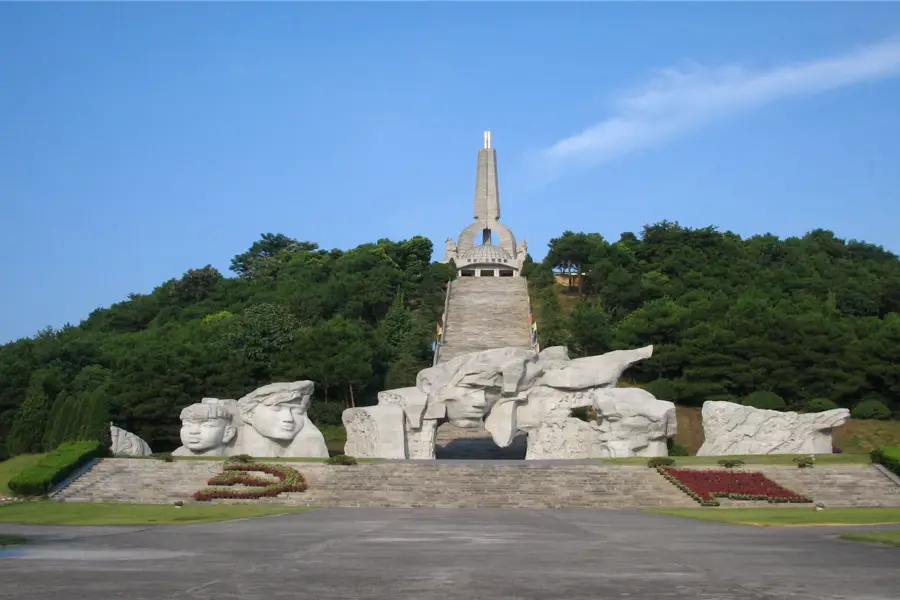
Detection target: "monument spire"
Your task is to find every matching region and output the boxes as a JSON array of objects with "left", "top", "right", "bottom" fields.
[{"left": 474, "top": 130, "right": 500, "bottom": 223}]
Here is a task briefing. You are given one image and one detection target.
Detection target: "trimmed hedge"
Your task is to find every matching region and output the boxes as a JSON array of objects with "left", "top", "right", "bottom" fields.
[
  {"left": 852, "top": 400, "right": 891, "bottom": 420},
  {"left": 871, "top": 445, "right": 900, "bottom": 478},
  {"left": 741, "top": 391, "right": 786, "bottom": 411},
  {"left": 7, "top": 441, "right": 107, "bottom": 497}
]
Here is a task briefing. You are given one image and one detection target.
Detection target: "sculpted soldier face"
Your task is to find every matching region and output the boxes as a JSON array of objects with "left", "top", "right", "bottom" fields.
[
  {"left": 239, "top": 382, "right": 313, "bottom": 441},
  {"left": 179, "top": 404, "right": 236, "bottom": 452},
  {"left": 443, "top": 388, "right": 502, "bottom": 428},
  {"left": 251, "top": 402, "right": 307, "bottom": 440}
]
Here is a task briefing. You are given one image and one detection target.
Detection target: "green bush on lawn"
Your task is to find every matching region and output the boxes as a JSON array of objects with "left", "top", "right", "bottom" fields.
[
  {"left": 7, "top": 441, "right": 107, "bottom": 496},
  {"left": 871, "top": 445, "right": 900, "bottom": 478}
]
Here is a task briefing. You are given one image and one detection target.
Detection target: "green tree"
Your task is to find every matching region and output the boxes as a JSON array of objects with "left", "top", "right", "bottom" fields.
[{"left": 5, "top": 370, "right": 53, "bottom": 456}]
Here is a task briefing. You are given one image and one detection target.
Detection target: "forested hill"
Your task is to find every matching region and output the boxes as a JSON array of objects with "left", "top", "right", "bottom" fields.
[
  {"left": 0, "top": 234, "right": 453, "bottom": 456},
  {"left": 525, "top": 222, "right": 900, "bottom": 418},
  {"left": 1, "top": 223, "right": 899, "bottom": 459}
]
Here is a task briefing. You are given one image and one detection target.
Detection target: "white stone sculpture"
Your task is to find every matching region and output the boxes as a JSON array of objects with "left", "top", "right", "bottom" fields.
[
  {"left": 590, "top": 388, "right": 677, "bottom": 458},
  {"left": 109, "top": 424, "right": 152, "bottom": 456},
  {"left": 232, "top": 381, "right": 329, "bottom": 458},
  {"left": 697, "top": 401, "right": 850, "bottom": 456},
  {"left": 344, "top": 344, "right": 677, "bottom": 460},
  {"left": 512, "top": 346, "right": 674, "bottom": 459},
  {"left": 172, "top": 399, "right": 238, "bottom": 457},
  {"left": 444, "top": 238, "right": 458, "bottom": 263},
  {"left": 343, "top": 387, "right": 445, "bottom": 459}
]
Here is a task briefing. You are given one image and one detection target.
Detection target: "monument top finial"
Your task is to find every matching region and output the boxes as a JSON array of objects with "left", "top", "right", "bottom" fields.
[{"left": 483, "top": 130, "right": 491, "bottom": 149}]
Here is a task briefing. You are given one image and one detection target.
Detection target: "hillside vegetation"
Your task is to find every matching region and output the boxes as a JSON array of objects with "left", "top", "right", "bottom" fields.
[
  {"left": 526, "top": 223, "right": 900, "bottom": 420},
  {"left": 1, "top": 222, "right": 898, "bottom": 459},
  {"left": 0, "top": 235, "right": 452, "bottom": 456}
]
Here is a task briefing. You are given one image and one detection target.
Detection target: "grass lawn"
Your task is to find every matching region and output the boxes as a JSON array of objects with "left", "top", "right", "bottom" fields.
[
  {"left": 0, "top": 501, "right": 310, "bottom": 525},
  {"left": 606, "top": 453, "right": 871, "bottom": 466},
  {"left": 0, "top": 453, "right": 47, "bottom": 496},
  {"left": 649, "top": 507, "right": 900, "bottom": 527},
  {"left": 838, "top": 530, "right": 900, "bottom": 547},
  {"left": 0, "top": 534, "right": 28, "bottom": 546},
  {"left": 834, "top": 420, "right": 900, "bottom": 454}
]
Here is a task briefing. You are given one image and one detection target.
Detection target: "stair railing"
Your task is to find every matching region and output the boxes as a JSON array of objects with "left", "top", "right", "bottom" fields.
[
  {"left": 524, "top": 276, "right": 540, "bottom": 353},
  {"left": 432, "top": 278, "right": 452, "bottom": 365}
]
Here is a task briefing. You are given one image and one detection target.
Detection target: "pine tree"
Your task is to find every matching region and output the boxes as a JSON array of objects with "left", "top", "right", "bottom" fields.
[{"left": 5, "top": 373, "right": 52, "bottom": 456}]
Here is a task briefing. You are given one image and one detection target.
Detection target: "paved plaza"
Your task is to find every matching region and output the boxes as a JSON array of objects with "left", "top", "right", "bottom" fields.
[{"left": 1, "top": 508, "right": 899, "bottom": 600}]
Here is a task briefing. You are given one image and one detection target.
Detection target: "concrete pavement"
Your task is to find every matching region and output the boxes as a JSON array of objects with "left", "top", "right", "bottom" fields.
[{"left": 1, "top": 508, "right": 898, "bottom": 600}]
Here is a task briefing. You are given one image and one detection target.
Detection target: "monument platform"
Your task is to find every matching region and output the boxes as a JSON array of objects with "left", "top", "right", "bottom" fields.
[{"left": 53, "top": 458, "right": 900, "bottom": 509}]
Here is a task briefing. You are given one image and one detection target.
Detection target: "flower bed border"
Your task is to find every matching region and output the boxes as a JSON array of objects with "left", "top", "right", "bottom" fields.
[
  {"left": 658, "top": 467, "right": 813, "bottom": 507},
  {"left": 194, "top": 462, "right": 307, "bottom": 501}
]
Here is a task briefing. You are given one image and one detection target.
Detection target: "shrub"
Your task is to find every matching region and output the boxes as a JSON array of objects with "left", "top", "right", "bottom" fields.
[
  {"left": 851, "top": 400, "right": 891, "bottom": 420},
  {"left": 793, "top": 456, "right": 815, "bottom": 468},
  {"left": 150, "top": 452, "right": 174, "bottom": 462},
  {"left": 717, "top": 459, "right": 745, "bottom": 468},
  {"left": 741, "top": 391, "right": 786, "bottom": 411},
  {"left": 643, "top": 379, "right": 678, "bottom": 401},
  {"left": 7, "top": 441, "right": 107, "bottom": 497},
  {"left": 668, "top": 442, "right": 690, "bottom": 457},
  {"left": 228, "top": 454, "right": 253, "bottom": 464},
  {"left": 647, "top": 457, "right": 675, "bottom": 468},
  {"left": 871, "top": 446, "right": 900, "bottom": 477},
  {"left": 805, "top": 398, "right": 838, "bottom": 412},
  {"left": 327, "top": 454, "right": 358, "bottom": 466}
]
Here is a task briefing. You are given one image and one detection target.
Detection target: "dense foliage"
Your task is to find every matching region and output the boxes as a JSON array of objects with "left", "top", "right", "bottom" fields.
[
  {"left": 0, "top": 235, "right": 452, "bottom": 456},
  {"left": 7, "top": 441, "right": 107, "bottom": 496},
  {"left": 527, "top": 223, "right": 900, "bottom": 415}
]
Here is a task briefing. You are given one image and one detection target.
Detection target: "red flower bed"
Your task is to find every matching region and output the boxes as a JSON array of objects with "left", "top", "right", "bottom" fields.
[
  {"left": 193, "top": 462, "right": 307, "bottom": 502},
  {"left": 660, "top": 467, "right": 812, "bottom": 507}
]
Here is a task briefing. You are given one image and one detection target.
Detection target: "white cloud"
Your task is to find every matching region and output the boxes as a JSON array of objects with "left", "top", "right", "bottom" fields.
[{"left": 538, "top": 37, "right": 900, "bottom": 172}]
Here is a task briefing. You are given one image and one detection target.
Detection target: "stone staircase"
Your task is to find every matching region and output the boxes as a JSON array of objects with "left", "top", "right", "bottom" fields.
[
  {"left": 56, "top": 459, "right": 222, "bottom": 504},
  {"left": 437, "top": 277, "right": 532, "bottom": 364},
  {"left": 434, "top": 277, "right": 533, "bottom": 456},
  {"left": 54, "top": 458, "right": 698, "bottom": 508},
  {"left": 56, "top": 459, "right": 900, "bottom": 509},
  {"left": 754, "top": 465, "right": 900, "bottom": 508}
]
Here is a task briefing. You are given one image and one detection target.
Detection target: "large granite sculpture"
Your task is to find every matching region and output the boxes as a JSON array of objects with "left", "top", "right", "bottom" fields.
[
  {"left": 697, "top": 401, "right": 850, "bottom": 456},
  {"left": 342, "top": 345, "right": 678, "bottom": 460},
  {"left": 109, "top": 424, "right": 152, "bottom": 456},
  {"left": 233, "top": 381, "right": 329, "bottom": 458},
  {"left": 170, "top": 382, "right": 329, "bottom": 458},
  {"left": 172, "top": 399, "right": 238, "bottom": 457}
]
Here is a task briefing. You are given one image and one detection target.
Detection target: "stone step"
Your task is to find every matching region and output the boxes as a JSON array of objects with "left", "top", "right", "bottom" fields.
[
  {"left": 55, "top": 458, "right": 900, "bottom": 509},
  {"left": 55, "top": 458, "right": 698, "bottom": 508},
  {"left": 438, "top": 276, "right": 533, "bottom": 365}
]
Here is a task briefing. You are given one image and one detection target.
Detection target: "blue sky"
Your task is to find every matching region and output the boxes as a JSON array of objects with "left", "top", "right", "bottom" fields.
[{"left": 2, "top": 3, "right": 900, "bottom": 343}]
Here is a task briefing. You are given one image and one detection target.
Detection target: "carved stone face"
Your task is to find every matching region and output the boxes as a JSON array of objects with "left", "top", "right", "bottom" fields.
[
  {"left": 443, "top": 388, "right": 500, "bottom": 428},
  {"left": 250, "top": 402, "right": 306, "bottom": 440},
  {"left": 180, "top": 417, "right": 236, "bottom": 452}
]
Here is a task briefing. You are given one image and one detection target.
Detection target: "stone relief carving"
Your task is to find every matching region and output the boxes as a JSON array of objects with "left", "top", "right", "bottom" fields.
[
  {"left": 109, "top": 424, "right": 152, "bottom": 457},
  {"left": 172, "top": 399, "right": 238, "bottom": 457},
  {"left": 342, "top": 408, "right": 380, "bottom": 458},
  {"left": 342, "top": 404, "right": 406, "bottom": 459},
  {"left": 697, "top": 401, "right": 850, "bottom": 456},
  {"left": 343, "top": 344, "right": 678, "bottom": 460}
]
